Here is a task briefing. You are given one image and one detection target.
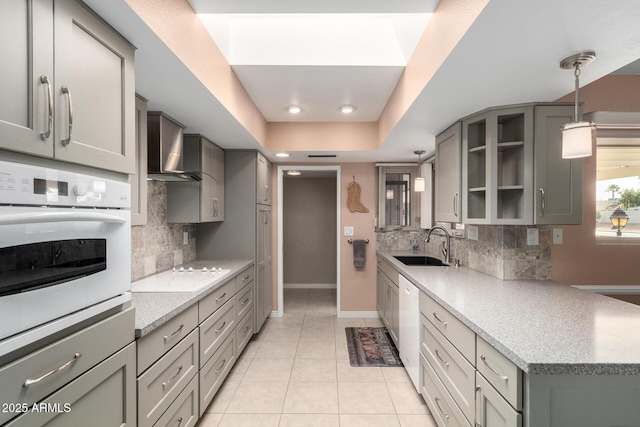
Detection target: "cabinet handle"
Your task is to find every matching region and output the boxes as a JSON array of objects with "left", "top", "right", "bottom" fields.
[
  {"left": 241, "top": 297, "right": 250, "bottom": 305},
  {"left": 453, "top": 192, "right": 458, "bottom": 217},
  {"left": 40, "top": 75, "right": 53, "bottom": 141},
  {"left": 214, "top": 359, "right": 226, "bottom": 374},
  {"left": 215, "top": 292, "right": 226, "bottom": 303},
  {"left": 476, "top": 386, "right": 483, "bottom": 427},
  {"left": 214, "top": 321, "right": 226, "bottom": 333},
  {"left": 434, "top": 397, "right": 450, "bottom": 421},
  {"left": 162, "top": 365, "right": 183, "bottom": 389},
  {"left": 539, "top": 187, "right": 545, "bottom": 217},
  {"left": 243, "top": 274, "right": 250, "bottom": 282},
  {"left": 60, "top": 86, "right": 73, "bottom": 147},
  {"left": 23, "top": 353, "right": 82, "bottom": 387},
  {"left": 242, "top": 326, "right": 250, "bottom": 335},
  {"left": 163, "top": 323, "right": 184, "bottom": 342},
  {"left": 434, "top": 349, "right": 450, "bottom": 368},
  {"left": 176, "top": 417, "right": 183, "bottom": 426},
  {"left": 480, "top": 355, "right": 509, "bottom": 381},
  {"left": 432, "top": 312, "right": 447, "bottom": 327}
]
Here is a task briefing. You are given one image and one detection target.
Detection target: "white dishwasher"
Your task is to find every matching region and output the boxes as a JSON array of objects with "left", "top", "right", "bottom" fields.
[{"left": 399, "top": 275, "right": 420, "bottom": 391}]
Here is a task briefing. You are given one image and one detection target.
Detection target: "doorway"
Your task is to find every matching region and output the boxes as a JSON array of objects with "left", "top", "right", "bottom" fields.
[{"left": 277, "top": 166, "right": 341, "bottom": 316}]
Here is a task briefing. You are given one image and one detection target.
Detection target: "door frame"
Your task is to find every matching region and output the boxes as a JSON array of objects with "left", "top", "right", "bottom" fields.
[{"left": 276, "top": 165, "right": 341, "bottom": 316}]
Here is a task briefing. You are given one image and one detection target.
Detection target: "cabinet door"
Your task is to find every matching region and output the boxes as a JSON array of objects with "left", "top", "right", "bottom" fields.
[
  {"left": 435, "top": 122, "right": 462, "bottom": 222},
  {"left": 200, "top": 139, "right": 215, "bottom": 222},
  {"left": 476, "top": 373, "right": 522, "bottom": 427},
  {"left": 0, "top": 0, "right": 54, "bottom": 157},
  {"left": 212, "top": 144, "right": 225, "bottom": 221},
  {"left": 257, "top": 153, "right": 272, "bottom": 205},
  {"left": 462, "top": 112, "right": 490, "bottom": 223},
  {"left": 6, "top": 343, "right": 136, "bottom": 427},
  {"left": 376, "top": 267, "right": 385, "bottom": 318},
  {"left": 53, "top": 0, "right": 135, "bottom": 174},
  {"left": 131, "top": 95, "right": 148, "bottom": 226},
  {"left": 256, "top": 204, "right": 272, "bottom": 332},
  {"left": 390, "top": 283, "right": 400, "bottom": 346},
  {"left": 534, "top": 105, "right": 582, "bottom": 224}
]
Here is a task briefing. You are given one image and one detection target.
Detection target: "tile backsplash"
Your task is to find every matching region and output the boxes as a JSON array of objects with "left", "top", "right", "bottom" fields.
[
  {"left": 131, "top": 181, "right": 196, "bottom": 281},
  {"left": 376, "top": 225, "right": 551, "bottom": 281}
]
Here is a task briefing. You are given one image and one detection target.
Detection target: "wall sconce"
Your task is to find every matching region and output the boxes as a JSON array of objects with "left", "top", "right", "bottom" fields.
[
  {"left": 559, "top": 51, "right": 596, "bottom": 159},
  {"left": 414, "top": 150, "right": 426, "bottom": 192},
  {"left": 610, "top": 207, "right": 629, "bottom": 237}
]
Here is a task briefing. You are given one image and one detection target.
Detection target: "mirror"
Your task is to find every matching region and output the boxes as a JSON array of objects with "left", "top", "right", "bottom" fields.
[{"left": 377, "top": 165, "right": 419, "bottom": 230}]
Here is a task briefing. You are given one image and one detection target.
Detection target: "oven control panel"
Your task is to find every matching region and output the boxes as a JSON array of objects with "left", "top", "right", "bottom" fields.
[{"left": 0, "top": 160, "right": 130, "bottom": 208}]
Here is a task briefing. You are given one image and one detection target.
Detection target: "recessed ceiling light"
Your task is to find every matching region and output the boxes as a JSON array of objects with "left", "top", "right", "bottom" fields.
[
  {"left": 339, "top": 105, "right": 357, "bottom": 114},
  {"left": 287, "top": 170, "right": 301, "bottom": 176},
  {"left": 287, "top": 105, "right": 303, "bottom": 114},
  {"left": 275, "top": 152, "right": 290, "bottom": 158}
]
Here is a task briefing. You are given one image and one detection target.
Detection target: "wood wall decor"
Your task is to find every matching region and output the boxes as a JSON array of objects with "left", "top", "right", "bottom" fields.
[{"left": 347, "top": 176, "right": 369, "bottom": 213}]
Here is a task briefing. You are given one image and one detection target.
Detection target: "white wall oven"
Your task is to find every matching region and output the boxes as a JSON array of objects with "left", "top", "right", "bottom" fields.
[{"left": 0, "top": 160, "right": 131, "bottom": 356}]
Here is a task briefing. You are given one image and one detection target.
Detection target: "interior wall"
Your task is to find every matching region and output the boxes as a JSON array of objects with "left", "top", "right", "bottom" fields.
[
  {"left": 552, "top": 74, "right": 640, "bottom": 285},
  {"left": 283, "top": 177, "right": 337, "bottom": 287}
]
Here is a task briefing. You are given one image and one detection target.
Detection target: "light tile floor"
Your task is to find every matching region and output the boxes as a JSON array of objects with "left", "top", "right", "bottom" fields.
[{"left": 197, "top": 288, "right": 438, "bottom": 427}]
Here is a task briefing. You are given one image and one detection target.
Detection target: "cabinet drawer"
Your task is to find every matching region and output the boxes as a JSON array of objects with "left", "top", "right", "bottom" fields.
[
  {"left": 476, "top": 337, "right": 522, "bottom": 411},
  {"left": 5, "top": 342, "right": 136, "bottom": 427},
  {"left": 377, "top": 256, "right": 398, "bottom": 286},
  {"left": 236, "top": 310, "right": 254, "bottom": 355},
  {"left": 200, "top": 298, "right": 235, "bottom": 368},
  {"left": 422, "top": 314, "right": 475, "bottom": 423},
  {"left": 420, "top": 353, "right": 471, "bottom": 427},
  {"left": 153, "top": 374, "right": 198, "bottom": 427},
  {"left": 420, "top": 292, "right": 475, "bottom": 363},
  {"left": 0, "top": 307, "right": 134, "bottom": 426},
  {"left": 236, "top": 281, "right": 254, "bottom": 322},
  {"left": 137, "top": 304, "right": 198, "bottom": 375},
  {"left": 138, "top": 329, "right": 199, "bottom": 427},
  {"left": 199, "top": 279, "right": 235, "bottom": 322},
  {"left": 200, "top": 333, "right": 236, "bottom": 416},
  {"left": 235, "top": 265, "right": 255, "bottom": 291},
  {"left": 476, "top": 372, "right": 522, "bottom": 427}
]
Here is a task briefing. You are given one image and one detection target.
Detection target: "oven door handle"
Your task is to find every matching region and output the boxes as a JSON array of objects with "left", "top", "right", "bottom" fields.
[{"left": 0, "top": 211, "right": 127, "bottom": 225}]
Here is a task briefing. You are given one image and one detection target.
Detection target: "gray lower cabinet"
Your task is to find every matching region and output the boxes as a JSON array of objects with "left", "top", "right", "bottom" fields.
[
  {"left": 376, "top": 256, "right": 400, "bottom": 347},
  {"left": 136, "top": 264, "right": 255, "bottom": 426},
  {"left": 0, "top": 307, "right": 136, "bottom": 427}
]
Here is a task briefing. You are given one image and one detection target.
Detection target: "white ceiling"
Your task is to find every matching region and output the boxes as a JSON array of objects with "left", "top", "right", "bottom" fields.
[{"left": 83, "top": 0, "right": 640, "bottom": 163}]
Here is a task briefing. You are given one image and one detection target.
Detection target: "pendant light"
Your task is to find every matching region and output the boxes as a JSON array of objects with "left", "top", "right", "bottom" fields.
[
  {"left": 414, "top": 150, "right": 426, "bottom": 192},
  {"left": 560, "top": 51, "right": 596, "bottom": 159}
]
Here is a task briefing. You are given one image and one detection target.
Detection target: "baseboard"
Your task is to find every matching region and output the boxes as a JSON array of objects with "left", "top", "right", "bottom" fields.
[
  {"left": 284, "top": 283, "right": 337, "bottom": 289},
  {"left": 269, "top": 310, "right": 282, "bottom": 318},
  {"left": 338, "top": 311, "right": 380, "bottom": 318}
]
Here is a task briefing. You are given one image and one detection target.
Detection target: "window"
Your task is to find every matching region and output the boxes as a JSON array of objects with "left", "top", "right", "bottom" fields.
[
  {"left": 376, "top": 165, "right": 419, "bottom": 230},
  {"left": 596, "top": 138, "right": 640, "bottom": 240}
]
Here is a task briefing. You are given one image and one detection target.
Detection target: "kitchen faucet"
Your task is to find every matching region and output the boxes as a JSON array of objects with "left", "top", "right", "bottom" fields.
[{"left": 425, "top": 225, "right": 451, "bottom": 264}]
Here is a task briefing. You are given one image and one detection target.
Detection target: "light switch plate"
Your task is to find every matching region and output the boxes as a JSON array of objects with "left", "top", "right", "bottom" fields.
[
  {"left": 183, "top": 231, "right": 189, "bottom": 245},
  {"left": 344, "top": 226, "right": 354, "bottom": 236},
  {"left": 467, "top": 225, "right": 478, "bottom": 241},
  {"left": 553, "top": 228, "right": 563, "bottom": 245},
  {"left": 527, "top": 228, "right": 539, "bottom": 246}
]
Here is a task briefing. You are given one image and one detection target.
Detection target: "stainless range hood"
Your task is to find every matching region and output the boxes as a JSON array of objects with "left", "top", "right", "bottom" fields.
[{"left": 147, "top": 111, "right": 201, "bottom": 181}]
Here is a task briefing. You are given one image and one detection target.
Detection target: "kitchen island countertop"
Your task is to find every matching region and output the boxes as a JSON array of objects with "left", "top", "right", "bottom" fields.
[
  {"left": 131, "top": 259, "right": 253, "bottom": 338},
  {"left": 378, "top": 250, "right": 640, "bottom": 375}
]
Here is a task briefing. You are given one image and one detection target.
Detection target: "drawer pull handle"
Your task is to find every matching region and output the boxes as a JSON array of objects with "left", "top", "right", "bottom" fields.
[
  {"left": 432, "top": 312, "right": 447, "bottom": 327},
  {"left": 243, "top": 275, "right": 250, "bottom": 281},
  {"left": 164, "top": 324, "right": 184, "bottom": 342},
  {"left": 215, "top": 321, "right": 226, "bottom": 333},
  {"left": 23, "top": 353, "right": 82, "bottom": 387},
  {"left": 216, "top": 292, "right": 227, "bottom": 303},
  {"left": 434, "top": 349, "right": 450, "bottom": 368},
  {"left": 241, "top": 297, "right": 250, "bottom": 305},
  {"left": 434, "top": 397, "right": 450, "bottom": 421},
  {"left": 476, "top": 386, "right": 483, "bottom": 427},
  {"left": 480, "top": 355, "right": 508, "bottom": 381},
  {"left": 176, "top": 417, "right": 183, "bottom": 426},
  {"left": 163, "top": 365, "right": 183, "bottom": 389},
  {"left": 214, "top": 359, "right": 226, "bottom": 374},
  {"left": 242, "top": 326, "right": 250, "bottom": 335}
]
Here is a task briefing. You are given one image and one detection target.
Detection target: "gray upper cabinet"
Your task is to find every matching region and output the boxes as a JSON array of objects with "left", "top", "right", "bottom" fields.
[
  {"left": 460, "top": 103, "right": 580, "bottom": 225},
  {"left": 435, "top": 122, "right": 462, "bottom": 223},
  {"left": 534, "top": 105, "right": 582, "bottom": 225},
  {"left": 167, "top": 134, "right": 224, "bottom": 223},
  {"left": 0, "top": 0, "right": 136, "bottom": 174}
]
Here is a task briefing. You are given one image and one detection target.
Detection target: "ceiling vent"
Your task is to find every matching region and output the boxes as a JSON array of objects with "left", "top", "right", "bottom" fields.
[{"left": 307, "top": 154, "right": 337, "bottom": 158}]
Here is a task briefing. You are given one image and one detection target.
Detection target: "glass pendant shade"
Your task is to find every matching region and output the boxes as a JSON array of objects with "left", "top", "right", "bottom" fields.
[
  {"left": 414, "top": 177, "right": 425, "bottom": 192},
  {"left": 561, "top": 121, "right": 595, "bottom": 159}
]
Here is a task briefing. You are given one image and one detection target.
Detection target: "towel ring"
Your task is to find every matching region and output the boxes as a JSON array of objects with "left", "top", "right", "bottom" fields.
[{"left": 347, "top": 239, "right": 369, "bottom": 244}]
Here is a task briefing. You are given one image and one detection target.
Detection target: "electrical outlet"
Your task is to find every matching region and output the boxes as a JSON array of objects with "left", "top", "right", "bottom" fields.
[
  {"left": 467, "top": 225, "right": 478, "bottom": 241},
  {"left": 553, "top": 228, "right": 563, "bottom": 245},
  {"left": 183, "top": 231, "right": 189, "bottom": 245},
  {"left": 527, "top": 228, "right": 539, "bottom": 246}
]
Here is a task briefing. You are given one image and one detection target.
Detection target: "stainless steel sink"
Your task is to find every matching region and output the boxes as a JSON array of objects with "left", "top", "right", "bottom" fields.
[{"left": 393, "top": 255, "right": 449, "bottom": 267}]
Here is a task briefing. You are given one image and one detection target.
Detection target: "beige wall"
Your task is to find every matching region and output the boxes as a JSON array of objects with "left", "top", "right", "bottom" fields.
[
  {"left": 552, "top": 75, "right": 640, "bottom": 285},
  {"left": 283, "top": 177, "right": 337, "bottom": 285}
]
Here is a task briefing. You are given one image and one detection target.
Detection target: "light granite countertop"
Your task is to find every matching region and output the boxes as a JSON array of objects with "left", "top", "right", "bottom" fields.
[
  {"left": 378, "top": 250, "right": 640, "bottom": 376},
  {"left": 131, "top": 259, "right": 253, "bottom": 338}
]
